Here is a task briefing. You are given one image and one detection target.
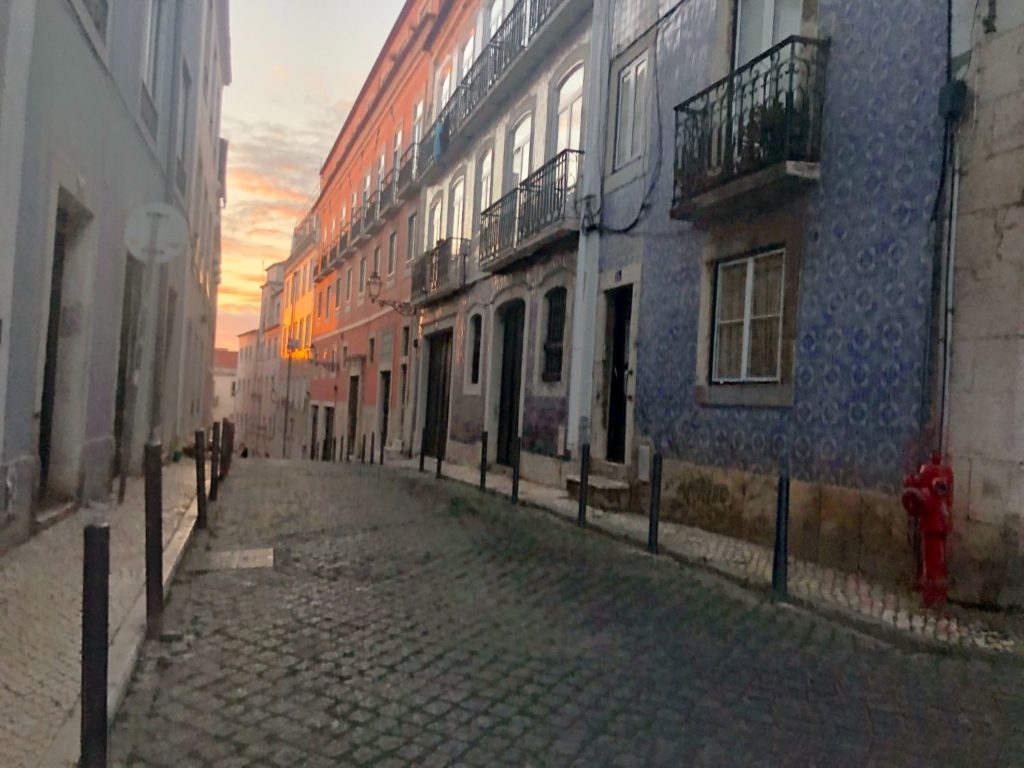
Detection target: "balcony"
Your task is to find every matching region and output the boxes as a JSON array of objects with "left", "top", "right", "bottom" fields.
[
  {"left": 412, "top": 238, "right": 469, "bottom": 305},
  {"left": 379, "top": 170, "right": 398, "bottom": 215},
  {"left": 671, "top": 36, "right": 829, "bottom": 224},
  {"left": 337, "top": 230, "right": 349, "bottom": 256},
  {"left": 479, "top": 149, "right": 582, "bottom": 272},
  {"left": 417, "top": 0, "right": 588, "bottom": 180},
  {"left": 351, "top": 205, "right": 366, "bottom": 244},
  {"left": 396, "top": 144, "right": 420, "bottom": 199},
  {"left": 364, "top": 191, "right": 381, "bottom": 235}
]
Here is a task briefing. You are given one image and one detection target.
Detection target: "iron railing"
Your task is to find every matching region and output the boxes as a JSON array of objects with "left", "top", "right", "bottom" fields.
[
  {"left": 397, "top": 143, "right": 419, "bottom": 194},
  {"left": 412, "top": 238, "right": 470, "bottom": 302},
  {"left": 364, "top": 190, "right": 380, "bottom": 231},
  {"left": 479, "top": 188, "right": 522, "bottom": 268},
  {"left": 518, "top": 149, "right": 582, "bottom": 242},
  {"left": 379, "top": 169, "right": 396, "bottom": 212},
  {"left": 417, "top": 125, "right": 437, "bottom": 180},
  {"left": 337, "top": 230, "right": 349, "bottom": 255},
  {"left": 351, "top": 205, "right": 364, "bottom": 241},
  {"left": 673, "top": 36, "right": 829, "bottom": 206}
]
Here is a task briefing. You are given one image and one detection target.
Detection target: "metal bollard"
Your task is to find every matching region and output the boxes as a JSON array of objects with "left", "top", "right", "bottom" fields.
[
  {"left": 333, "top": 438, "right": 338, "bottom": 462},
  {"left": 144, "top": 441, "right": 163, "bottom": 635},
  {"left": 511, "top": 437, "right": 521, "bottom": 505},
  {"left": 220, "top": 419, "right": 230, "bottom": 480},
  {"left": 342, "top": 436, "right": 348, "bottom": 463},
  {"left": 370, "top": 432, "right": 375, "bottom": 465},
  {"left": 379, "top": 434, "right": 385, "bottom": 465},
  {"left": 772, "top": 474, "right": 791, "bottom": 601},
  {"left": 648, "top": 453, "right": 662, "bottom": 554},
  {"left": 419, "top": 429, "right": 426, "bottom": 473},
  {"left": 577, "top": 443, "right": 590, "bottom": 528},
  {"left": 209, "top": 422, "right": 220, "bottom": 502},
  {"left": 479, "top": 431, "right": 488, "bottom": 492},
  {"left": 81, "top": 523, "right": 109, "bottom": 768},
  {"left": 435, "top": 442, "right": 443, "bottom": 480},
  {"left": 195, "top": 430, "right": 207, "bottom": 530},
  {"left": 361, "top": 435, "right": 366, "bottom": 464}
]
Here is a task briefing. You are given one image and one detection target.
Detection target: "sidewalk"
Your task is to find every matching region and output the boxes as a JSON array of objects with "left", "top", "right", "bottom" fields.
[
  {"left": 391, "top": 455, "right": 1023, "bottom": 657},
  {"left": 0, "top": 460, "right": 203, "bottom": 768}
]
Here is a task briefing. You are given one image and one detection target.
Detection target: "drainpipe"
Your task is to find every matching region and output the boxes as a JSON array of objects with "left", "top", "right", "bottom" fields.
[{"left": 566, "top": 0, "right": 611, "bottom": 454}]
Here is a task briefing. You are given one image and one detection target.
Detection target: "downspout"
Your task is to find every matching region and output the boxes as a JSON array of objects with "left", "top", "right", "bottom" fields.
[
  {"left": 566, "top": 0, "right": 611, "bottom": 455},
  {"left": 939, "top": 143, "right": 960, "bottom": 453}
]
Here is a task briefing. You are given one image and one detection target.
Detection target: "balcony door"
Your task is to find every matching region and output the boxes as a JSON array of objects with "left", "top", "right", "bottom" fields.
[
  {"left": 735, "top": 0, "right": 802, "bottom": 66},
  {"left": 509, "top": 115, "right": 532, "bottom": 188},
  {"left": 555, "top": 66, "right": 584, "bottom": 189},
  {"left": 427, "top": 199, "right": 443, "bottom": 249},
  {"left": 449, "top": 178, "right": 466, "bottom": 240}
]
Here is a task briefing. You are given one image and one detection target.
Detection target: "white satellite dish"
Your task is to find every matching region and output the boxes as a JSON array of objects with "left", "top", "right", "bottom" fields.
[{"left": 124, "top": 203, "right": 188, "bottom": 264}]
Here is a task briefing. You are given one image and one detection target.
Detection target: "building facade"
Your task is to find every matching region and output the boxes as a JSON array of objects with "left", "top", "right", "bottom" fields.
[
  {"left": 0, "top": 0, "right": 230, "bottom": 551},
  {"left": 211, "top": 348, "right": 237, "bottom": 424}
]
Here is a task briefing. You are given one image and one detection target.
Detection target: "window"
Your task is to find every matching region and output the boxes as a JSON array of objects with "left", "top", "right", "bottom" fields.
[
  {"left": 369, "top": 338, "right": 376, "bottom": 363},
  {"left": 142, "top": 0, "right": 162, "bottom": 93},
  {"left": 428, "top": 199, "right": 443, "bottom": 247},
  {"left": 359, "top": 257, "right": 366, "bottom": 293},
  {"left": 461, "top": 37, "right": 475, "bottom": 79},
  {"left": 406, "top": 213, "right": 418, "bottom": 261},
  {"left": 346, "top": 268, "right": 353, "bottom": 301},
  {"left": 176, "top": 64, "right": 192, "bottom": 162},
  {"left": 614, "top": 53, "right": 648, "bottom": 169},
  {"left": 326, "top": 286, "right": 333, "bottom": 318},
  {"left": 469, "top": 315, "right": 482, "bottom": 385},
  {"left": 556, "top": 67, "right": 585, "bottom": 154},
  {"left": 334, "top": 277, "right": 341, "bottom": 307},
  {"left": 488, "top": 0, "right": 504, "bottom": 40},
  {"left": 401, "top": 326, "right": 410, "bottom": 357},
  {"left": 377, "top": 152, "right": 386, "bottom": 191},
  {"left": 388, "top": 231, "right": 397, "bottom": 275},
  {"left": 440, "top": 68, "right": 453, "bottom": 108},
  {"left": 393, "top": 129, "right": 403, "bottom": 171},
  {"left": 449, "top": 178, "right": 466, "bottom": 239},
  {"left": 316, "top": 290, "right": 323, "bottom": 318},
  {"left": 82, "top": 0, "right": 110, "bottom": 39},
  {"left": 542, "top": 287, "right": 567, "bottom": 382},
  {"left": 712, "top": 249, "right": 784, "bottom": 382},
  {"left": 736, "top": 0, "right": 802, "bottom": 67},
  {"left": 372, "top": 246, "right": 381, "bottom": 277},
  {"left": 509, "top": 115, "right": 533, "bottom": 188},
  {"left": 477, "top": 149, "right": 494, "bottom": 215},
  {"left": 413, "top": 102, "right": 424, "bottom": 145}
]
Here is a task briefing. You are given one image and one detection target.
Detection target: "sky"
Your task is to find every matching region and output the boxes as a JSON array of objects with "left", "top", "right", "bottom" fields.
[{"left": 215, "top": 0, "right": 406, "bottom": 350}]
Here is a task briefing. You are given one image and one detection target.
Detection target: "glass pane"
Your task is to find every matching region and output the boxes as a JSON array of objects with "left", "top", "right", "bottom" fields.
[
  {"left": 773, "top": 0, "right": 802, "bottom": 44},
  {"left": 615, "top": 69, "right": 634, "bottom": 167},
  {"left": 631, "top": 59, "right": 647, "bottom": 160},
  {"left": 748, "top": 317, "right": 781, "bottom": 377},
  {"left": 715, "top": 321, "right": 744, "bottom": 380},
  {"left": 716, "top": 261, "right": 748, "bottom": 322},
  {"left": 737, "top": 0, "right": 769, "bottom": 65},
  {"left": 751, "top": 252, "right": 783, "bottom": 316}
]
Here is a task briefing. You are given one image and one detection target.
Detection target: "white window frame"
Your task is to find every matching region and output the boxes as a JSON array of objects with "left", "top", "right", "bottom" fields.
[
  {"left": 613, "top": 52, "right": 648, "bottom": 170},
  {"left": 387, "top": 231, "right": 398, "bottom": 275},
  {"left": 711, "top": 248, "right": 785, "bottom": 384},
  {"left": 358, "top": 257, "right": 366, "bottom": 294},
  {"left": 141, "top": 0, "right": 161, "bottom": 94}
]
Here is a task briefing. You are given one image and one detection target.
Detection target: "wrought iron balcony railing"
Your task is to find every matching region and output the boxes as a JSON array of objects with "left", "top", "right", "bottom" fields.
[
  {"left": 673, "top": 36, "right": 829, "bottom": 211},
  {"left": 518, "top": 149, "right": 582, "bottom": 243},
  {"left": 479, "top": 188, "right": 522, "bottom": 268},
  {"left": 351, "top": 206, "right": 364, "bottom": 242},
  {"left": 397, "top": 144, "right": 419, "bottom": 195},
  {"left": 412, "top": 237, "right": 470, "bottom": 303}
]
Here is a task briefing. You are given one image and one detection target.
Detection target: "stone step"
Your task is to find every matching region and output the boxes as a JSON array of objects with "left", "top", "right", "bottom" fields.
[{"left": 566, "top": 474, "right": 631, "bottom": 512}]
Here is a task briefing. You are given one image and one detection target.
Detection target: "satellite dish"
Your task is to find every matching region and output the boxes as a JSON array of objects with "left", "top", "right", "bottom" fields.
[{"left": 124, "top": 203, "right": 189, "bottom": 264}]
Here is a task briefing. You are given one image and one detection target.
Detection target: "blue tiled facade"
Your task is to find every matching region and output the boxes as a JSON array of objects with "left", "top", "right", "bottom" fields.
[{"left": 604, "top": 0, "right": 947, "bottom": 495}]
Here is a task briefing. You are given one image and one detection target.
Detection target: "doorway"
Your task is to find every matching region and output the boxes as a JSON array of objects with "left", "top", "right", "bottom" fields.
[
  {"left": 113, "top": 254, "right": 144, "bottom": 479},
  {"left": 605, "top": 286, "right": 633, "bottom": 463},
  {"left": 310, "top": 405, "right": 319, "bottom": 460},
  {"left": 379, "top": 371, "right": 392, "bottom": 450},
  {"left": 347, "top": 376, "right": 360, "bottom": 457},
  {"left": 324, "top": 406, "right": 335, "bottom": 460},
  {"left": 496, "top": 299, "right": 525, "bottom": 466},
  {"left": 423, "top": 330, "right": 453, "bottom": 459}
]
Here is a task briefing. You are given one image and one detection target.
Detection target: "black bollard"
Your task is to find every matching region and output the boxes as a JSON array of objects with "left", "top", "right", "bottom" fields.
[
  {"left": 342, "top": 436, "right": 348, "bottom": 463},
  {"left": 419, "top": 429, "right": 426, "bottom": 473},
  {"left": 220, "top": 418, "right": 230, "bottom": 480},
  {"left": 81, "top": 523, "right": 109, "bottom": 768},
  {"left": 209, "top": 422, "right": 220, "bottom": 502},
  {"left": 361, "top": 435, "right": 366, "bottom": 464},
  {"left": 379, "top": 434, "right": 385, "bottom": 465},
  {"left": 511, "top": 437, "right": 521, "bottom": 505},
  {"left": 577, "top": 443, "right": 590, "bottom": 528},
  {"left": 144, "top": 441, "right": 163, "bottom": 635},
  {"left": 435, "top": 443, "right": 443, "bottom": 480},
  {"left": 195, "top": 429, "right": 207, "bottom": 530},
  {"left": 370, "top": 432, "right": 375, "bottom": 465},
  {"left": 772, "top": 474, "right": 791, "bottom": 601},
  {"left": 648, "top": 453, "right": 662, "bottom": 554},
  {"left": 333, "top": 438, "right": 338, "bottom": 462},
  {"left": 479, "top": 431, "right": 488, "bottom": 492}
]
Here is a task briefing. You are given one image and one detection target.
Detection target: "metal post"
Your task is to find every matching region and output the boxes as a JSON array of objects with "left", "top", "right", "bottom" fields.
[
  {"left": 577, "top": 443, "right": 590, "bottom": 528},
  {"left": 370, "top": 431, "right": 375, "bottom": 465},
  {"left": 282, "top": 353, "right": 293, "bottom": 459},
  {"left": 379, "top": 433, "right": 385, "bottom": 465},
  {"left": 479, "top": 431, "right": 488, "bottom": 492},
  {"left": 195, "top": 430, "right": 207, "bottom": 530},
  {"left": 511, "top": 437, "right": 521, "bottom": 505},
  {"left": 361, "top": 435, "right": 366, "bottom": 464},
  {"left": 772, "top": 474, "right": 791, "bottom": 601},
  {"left": 648, "top": 453, "right": 662, "bottom": 554},
  {"left": 333, "top": 437, "right": 338, "bottom": 462},
  {"left": 81, "top": 523, "right": 109, "bottom": 768},
  {"left": 226, "top": 421, "right": 234, "bottom": 474},
  {"left": 220, "top": 418, "right": 229, "bottom": 480},
  {"left": 342, "top": 435, "right": 348, "bottom": 463},
  {"left": 435, "top": 442, "right": 443, "bottom": 480},
  {"left": 209, "top": 422, "right": 220, "bottom": 502},
  {"left": 419, "top": 428, "right": 426, "bottom": 472},
  {"left": 144, "top": 442, "right": 163, "bottom": 635}
]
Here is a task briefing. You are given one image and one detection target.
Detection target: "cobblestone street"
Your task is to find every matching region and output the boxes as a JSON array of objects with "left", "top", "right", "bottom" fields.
[{"left": 111, "top": 460, "right": 1024, "bottom": 767}]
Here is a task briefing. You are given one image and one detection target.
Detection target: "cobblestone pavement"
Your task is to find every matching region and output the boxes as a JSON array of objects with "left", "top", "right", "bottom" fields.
[
  {"left": 111, "top": 460, "right": 1024, "bottom": 767},
  {"left": 0, "top": 461, "right": 199, "bottom": 768}
]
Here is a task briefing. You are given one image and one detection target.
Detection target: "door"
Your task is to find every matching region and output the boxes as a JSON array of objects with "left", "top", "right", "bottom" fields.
[
  {"left": 496, "top": 300, "right": 525, "bottom": 466},
  {"left": 324, "top": 406, "right": 335, "bottom": 460},
  {"left": 113, "top": 255, "right": 144, "bottom": 479},
  {"left": 39, "top": 207, "right": 71, "bottom": 498},
  {"left": 379, "top": 371, "right": 391, "bottom": 450},
  {"left": 310, "top": 405, "right": 319, "bottom": 460},
  {"left": 606, "top": 286, "right": 633, "bottom": 463},
  {"left": 347, "top": 376, "right": 359, "bottom": 457},
  {"left": 423, "top": 331, "right": 453, "bottom": 459}
]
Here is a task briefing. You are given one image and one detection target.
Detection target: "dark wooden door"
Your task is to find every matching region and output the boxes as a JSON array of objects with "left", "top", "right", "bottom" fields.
[
  {"left": 606, "top": 286, "right": 633, "bottom": 463},
  {"left": 423, "top": 331, "right": 453, "bottom": 459},
  {"left": 379, "top": 372, "right": 391, "bottom": 450},
  {"left": 496, "top": 300, "right": 525, "bottom": 466},
  {"left": 347, "top": 376, "right": 359, "bottom": 457}
]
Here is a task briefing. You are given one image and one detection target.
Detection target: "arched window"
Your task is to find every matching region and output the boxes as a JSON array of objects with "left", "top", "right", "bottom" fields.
[
  {"left": 449, "top": 178, "right": 466, "bottom": 239},
  {"left": 427, "top": 197, "right": 443, "bottom": 247},
  {"left": 478, "top": 149, "right": 494, "bottom": 214},
  {"left": 509, "top": 115, "right": 533, "bottom": 188},
  {"left": 555, "top": 66, "right": 584, "bottom": 154},
  {"left": 468, "top": 314, "right": 483, "bottom": 385},
  {"left": 542, "top": 287, "right": 568, "bottom": 382}
]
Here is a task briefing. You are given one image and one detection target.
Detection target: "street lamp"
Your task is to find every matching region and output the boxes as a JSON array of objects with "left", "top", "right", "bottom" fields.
[
  {"left": 282, "top": 338, "right": 301, "bottom": 459},
  {"left": 367, "top": 271, "right": 416, "bottom": 317}
]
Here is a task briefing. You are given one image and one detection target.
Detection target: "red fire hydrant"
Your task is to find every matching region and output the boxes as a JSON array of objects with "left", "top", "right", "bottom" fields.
[{"left": 901, "top": 452, "right": 953, "bottom": 607}]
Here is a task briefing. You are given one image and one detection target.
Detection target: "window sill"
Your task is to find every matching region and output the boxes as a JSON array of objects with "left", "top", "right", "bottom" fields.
[{"left": 695, "top": 382, "right": 793, "bottom": 408}]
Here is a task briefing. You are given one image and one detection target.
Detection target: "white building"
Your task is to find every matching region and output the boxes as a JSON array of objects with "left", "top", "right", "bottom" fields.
[
  {"left": 0, "top": 0, "right": 231, "bottom": 551},
  {"left": 211, "top": 348, "right": 237, "bottom": 425}
]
